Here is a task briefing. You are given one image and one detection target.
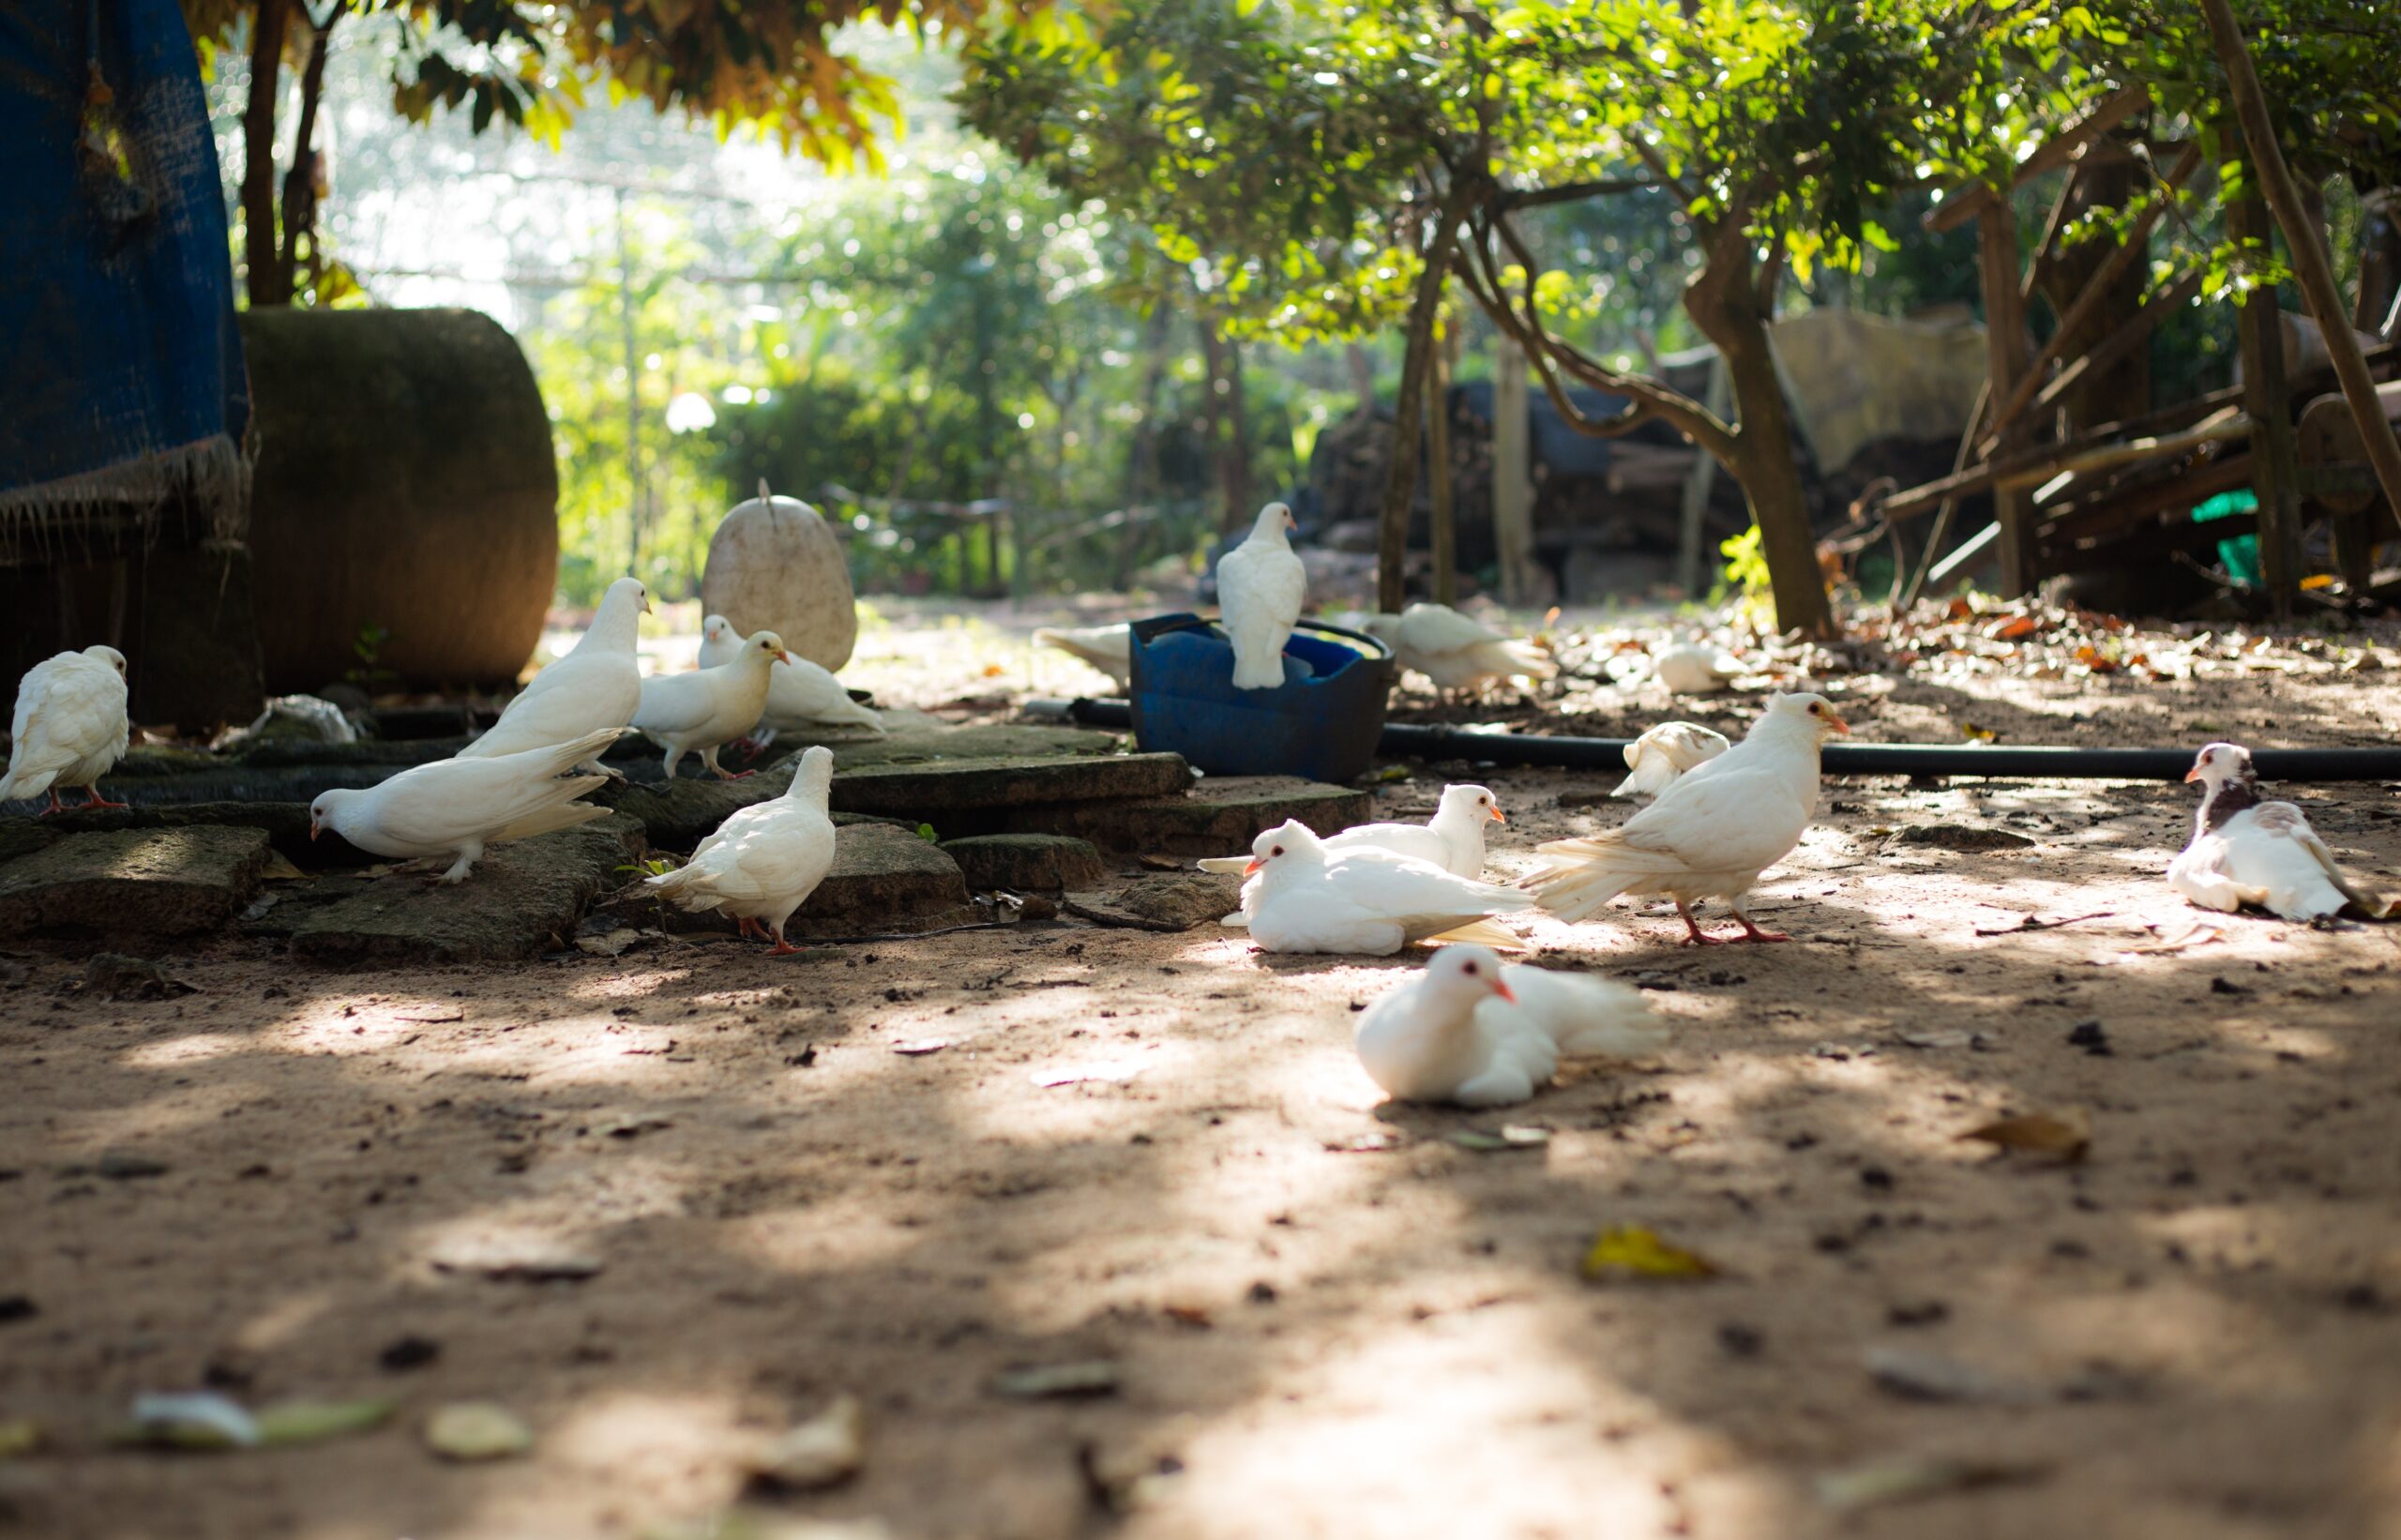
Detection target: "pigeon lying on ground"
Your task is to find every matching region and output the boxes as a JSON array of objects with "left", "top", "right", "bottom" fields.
[
  {"left": 2169, "top": 742, "right": 2392, "bottom": 922},
  {"left": 461, "top": 576, "right": 648, "bottom": 773},
  {"left": 1032, "top": 623, "right": 1132, "bottom": 688},
  {"left": 1526, "top": 691, "right": 1848, "bottom": 944},
  {"left": 1355, "top": 944, "right": 1668, "bottom": 1107},
  {"left": 1200, "top": 784, "right": 1505, "bottom": 929},
  {"left": 0, "top": 645, "right": 129, "bottom": 813},
  {"left": 1614, "top": 721, "right": 1730, "bottom": 799},
  {"left": 1244, "top": 819, "right": 1534, "bottom": 956},
  {"left": 1359, "top": 604, "right": 1555, "bottom": 694},
  {"left": 1217, "top": 502, "right": 1306, "bottom": 690},
  {"left": 700, "top": 614, "right": 883, "bottom": 747},
  {"left": 1653, "top": 642, "right": 1742, "bottom": 695},
  {"left": 634, "top": 627, "right": 791, "bottom": 780},
  {"left": 647, "top": 745, "right": 839, "bottom": 955},
  {"left": 309, "top": 728, "right": 620, "bottom": 883}
]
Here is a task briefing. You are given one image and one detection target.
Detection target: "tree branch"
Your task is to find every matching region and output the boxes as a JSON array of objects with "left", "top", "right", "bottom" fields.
[{"left": 1496, "top": 176, "right": 1657, "bottom": 211}]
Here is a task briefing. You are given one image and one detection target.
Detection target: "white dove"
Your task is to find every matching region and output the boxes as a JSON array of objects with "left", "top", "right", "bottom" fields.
[
  {"left": 1201, "top": 784, "right": 1506, "bottom": 929},
  {"left": 460, "top": 577, "right": 647, "bottom": 773},
  {"left": 308, "top": 727, "right": 620, "bottom": 883},
  {"left": 1216, "top": 502, "right": 1306, "bottom": 689},
  {"left": 699, "top": 614, "right": 883, "bottom": 747},
  {"left": 2169, "top": 743, "right": 2391, "bottom": 922},
  {"left": 1614, "top": 721, "right": 1730, "bottom": 799},
  {"left": 1360, "top": 604, "right": 1555, "bottom": 694},
  {"left": 0, "top": 645, "right": 129, "bottom": 813},
  {"left": 647, "top": 745, "right": 839, "bottom": 955},
  {"left": 1525, "top": 691, "right": 1849, "bottom": 944},
  {"left": 1355, "top": 944, "right": 1669, "bottom": 1107},
  {"left": 1032, "top": 623, "right": 1132, "bottom": 688},
  {"left": 1653, "top": 642, "right": 1742, "bottom": 695},
  {"left": 1244, "top": 819, "right": 1534, "bottom": 957},
  {"left": 634, "top": 628, "right": 792, "bottom": 780}
]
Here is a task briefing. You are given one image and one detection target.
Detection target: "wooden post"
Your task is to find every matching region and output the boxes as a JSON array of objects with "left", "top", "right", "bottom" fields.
[
  {"left": 2231, "top": 196, "right": 2304, "bottom": 614},
  {"left": 1491, "top": 342, "right": 1536, "bottom": 605},
  {"left": 1675, "top": 353, "right": 1730, "bottom": 598},
  {"left": 1427, "top": 322, "right": 1457, "bottom": 606},
  {"left": 2202, "top": 0, "right": 2401, "bottom": 520},
  {"left": 1975, "top": 202, "right": 2033, "bottom": 596}
]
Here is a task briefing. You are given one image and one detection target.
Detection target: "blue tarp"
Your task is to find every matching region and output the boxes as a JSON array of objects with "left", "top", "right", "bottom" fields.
[{"left": 0, "top": 0, "right": 249, "bottom": 561}]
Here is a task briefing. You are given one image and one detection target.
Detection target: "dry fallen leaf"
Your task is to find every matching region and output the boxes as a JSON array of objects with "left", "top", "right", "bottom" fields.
[
  {"left": 747, "top": 1395, "right": 866, "bottom": 1491},
  {"left": 1579, "top": 1225, "right": 1722, "bottom": 1282},
  {"left": 1992, "top": 615, "right": 2041, "bottom": 642},
  {"left": 1958, "top": 1110, "right": 2090, "bottom": 1164},
  {"left": 990, "top": 1361, "right": 1120, "bottom": 1399},
  {"left": 0, "top": 1418, "right": 40, "bottom": 1458},
  {"left": 425, "top": 1402, "right": 534, "bottom": 1461},
  {"left": 1815, "top": 1456, "right": 2043, "bottom": 1512},
  {"left": 1450, "top": 1125, "right": 1551, "bottom": 1152},
  {"left": 1958, "top": 722, "right": 1999, "bottom": 744}
]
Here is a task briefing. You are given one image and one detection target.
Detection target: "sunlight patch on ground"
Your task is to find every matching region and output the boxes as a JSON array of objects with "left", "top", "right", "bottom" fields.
[{"left": 120, "top": 1031, "right": 251, "bottom": 1067}]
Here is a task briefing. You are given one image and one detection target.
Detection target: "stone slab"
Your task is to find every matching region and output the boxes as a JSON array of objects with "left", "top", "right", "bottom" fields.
[
  {"left": 0, "top": 827, "right": 272, "bottom": 936},
  {"left": 824, "top": 724, "right": 1125, "bottom": 771},
  {"left": 598, "top": 821, "right": 976, "bottom": 942},
  {"left": 1063, "top": 872, "right": 1240, "bottom": 932},
  {"left": 287, "top": 816, "right": 645, "bottom": 965},
  {"left": 0, "top": 822, "right": 59, "bottom": 868},
  {"left": 36, "top": 802, "right": 373, "bottom": 868},
  {"left": 595, "top": 759, "right": 799, "bottom": 853},
  {"left": 830, "top": 752, "right": 1191, "bottom": 821},
  {"left": 1011, "top": 776, "right": 1374, "bottom": 856},
  {"left": 941, "top": 834, "right": 1108, "bottom": 892}
]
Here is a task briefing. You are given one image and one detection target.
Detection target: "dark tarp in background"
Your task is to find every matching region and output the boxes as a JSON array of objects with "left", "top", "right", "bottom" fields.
[{"left": 0, "top": 0, "right": 250, "bottom": 565}]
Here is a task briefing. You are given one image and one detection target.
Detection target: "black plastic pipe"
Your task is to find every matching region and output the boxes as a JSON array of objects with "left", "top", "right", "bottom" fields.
[{"left": 1037, "top": 698, "right": 2401, "bottom": 782}]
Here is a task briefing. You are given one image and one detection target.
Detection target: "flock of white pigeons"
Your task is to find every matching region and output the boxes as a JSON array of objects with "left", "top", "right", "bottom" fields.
[{"left": 3, "top": 499, "right": 2392, "bottom": 1110}]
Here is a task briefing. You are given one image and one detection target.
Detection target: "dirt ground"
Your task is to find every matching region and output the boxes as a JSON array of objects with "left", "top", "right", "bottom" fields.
[{"left": 6, "top": 597, "right": 2401, "bottom": 1540}]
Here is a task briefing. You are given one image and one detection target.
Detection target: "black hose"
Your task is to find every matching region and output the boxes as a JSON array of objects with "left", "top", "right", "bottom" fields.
[{"left": 1034, "top": 698, "right": 2401, "bottom": 782}]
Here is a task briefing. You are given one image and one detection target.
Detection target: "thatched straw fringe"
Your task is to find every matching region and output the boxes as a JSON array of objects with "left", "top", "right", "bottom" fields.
[{"left": 0, "top": 435, "right": 251, "bottom": 567}]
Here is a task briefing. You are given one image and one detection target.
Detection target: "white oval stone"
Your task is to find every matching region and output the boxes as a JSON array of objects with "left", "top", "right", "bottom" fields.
[{"left": 701, "top": 491, "right": 859, "bottom": 672}]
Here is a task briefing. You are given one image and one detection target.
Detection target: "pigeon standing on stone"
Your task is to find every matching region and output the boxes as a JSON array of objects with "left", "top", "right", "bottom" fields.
[
  {"left": 1, "top": 645, "right": 129, "bottom": 814},
  {"left": 1360, "top": 604, "right": 1555, "bottom": 695},
  {"left": 1244, "top": 819, "right": 1534, "bottom": 956},
  {"left": 2169, "top": 743, "right": 2391, "bottom": 922},
  {"left": 308, "top": 728, "right": 621, "bottom": 883},
  {"left": 1216, "top": 502, "right": 1306, "bottom": 690},
  {"left": 647, "top": 745, "right": 839, "bottom": 955},
  {"left": 1354, "top": 944, "right": 1668, "bottom": 1107},
  {"left": 460, "top": 576, "right": 648, "bottom": 774},
  {"left": 1526, "top": 691, "right": 1848, "bottom": 944},
  {"left": 1614, "top": 721, "right": 1730, "bottom": 799},
  {"left": 633, "top": 627, "right": 792, "bottom": 780},
  {"left": 700, "top": 614, "right": 883, "bottom": 747},
  {"left": 1032, "top": 623, "right": 1132, "bottom": 688},
  {"left": 1653, "top": 642, "right": 1742, "bottom": 695},
  {"left": 1200, "top": 784, "right": 1506, "bottom": 929}
]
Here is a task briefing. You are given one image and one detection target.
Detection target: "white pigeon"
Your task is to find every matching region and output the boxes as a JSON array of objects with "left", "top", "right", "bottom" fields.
[
  {"left": 460, "top": 576, "right": 648, "bottom": 772},
  {"left": 1355, "top": 944, "right": 1669, "bottom": 1107},
  {"left": 1525, "top": 691, "right": 1849, "bottom": 944},
  {"left": 1200, "top": 784, "right": 1506, "bottom": 929},
  {"left": 1244, "top": 819, "right": 1535, "bottom": 957},
  {"left": 0, "top": 645, "right": 129, "bottom": 813},
  {"left": 1216, "top": 502, "right": 1306, "bottom": 690},
  {"left": 308, "top": 727, "right": 620, "bottom": 883},
  {"left": 2168, "top": 743, "right": 2391, "bottom": 922},
  {"left": 1032, "top": 623, "right": 1132, "bottom": 688},
  {"left": 1653, "top": 642, "right": 1742, "bottom": 695},
  {"left": 646, "top": 745, "right": 839, "bottom": 955},
  {"left": 1614, "top": 721, "right": 1730, "bottom": 799},
  {"left": 633, "top": 628, "right": 792, "bottom": 780},
  {"left": 1360, "top": 604, "right": 1555, "bottom": 694},
  {"left": 699, "top": 614, "right": 883, "bottom": 746}
]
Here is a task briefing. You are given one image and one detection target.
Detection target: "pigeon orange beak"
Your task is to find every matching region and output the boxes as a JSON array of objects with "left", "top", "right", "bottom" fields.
[
  {"left": 1491, "top": 978, "right": 1517, "bottom": 1003},
  {"left": 309, "top": 821, "right": 320, "bottom": 840},
  {"left": 2183, "top": 765, "right": 2205, "bottom": 783},
  {"left": 1243, "top": 857, "right": 1263, "bottom": 876},
  {"left": 774, "top": 649, "right": 794, "bottom": 666},
  {"left": 1824, "top": 712, "right": 1851, "bottom": 735},
  {"left": 1488, "top": 808, "right": 1506, "bottom": 824}
]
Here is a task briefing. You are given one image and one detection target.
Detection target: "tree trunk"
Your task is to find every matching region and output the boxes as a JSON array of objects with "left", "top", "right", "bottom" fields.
[
  {"left": 1376, "top": 194, "right": 1464, "bottom": 613},
  {"left": 277, "top": 4, "right": 340, "bottom": 301},
  {"left": 1426, "top": 325, "right": 1457, "bottom": 605},
  {"left": 242, "top": 0, "right": 291, "bottom": 307},
  {"left": 1115, "top": 302, "right": 1175, "bottom": 590},
  {"left": 2038, "top": 141, "right": 2150, "bottom": 434},
  {"left": 1221, "top": 332, "right": 1253, "bottom": 530},
  {"left": 1198, "top": 319, "right": 1237, "bottom": 535}
]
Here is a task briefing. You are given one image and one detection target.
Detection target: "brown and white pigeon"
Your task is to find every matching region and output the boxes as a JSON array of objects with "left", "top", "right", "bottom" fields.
[
  {"left": 1354, "top": 944, "right": 1667, "bottom": 1107},
  {"left": 1244, "top": 819, "right": 1534, "bottom": 956},
  {"left": 1525, "top": 691, "right": 1848, "bottom": 944},
  {"left": 2169, "top": 743, "right": 2391, "bottom": 922},
  {"left": 0, "top": 645, "right": 128, "bottom": 813}
]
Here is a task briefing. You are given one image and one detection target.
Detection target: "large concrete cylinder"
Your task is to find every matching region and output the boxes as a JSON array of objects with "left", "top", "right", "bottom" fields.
[{"left": 240, "top": 308, "right": 558, "bottom": 692}]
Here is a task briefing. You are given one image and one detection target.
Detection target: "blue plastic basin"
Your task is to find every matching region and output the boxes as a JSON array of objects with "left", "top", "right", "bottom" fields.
[{"left": 1125, "top": 613, "right": 1397, "bottom": 782}]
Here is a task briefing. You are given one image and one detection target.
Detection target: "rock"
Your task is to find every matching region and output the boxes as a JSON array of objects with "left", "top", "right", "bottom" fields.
[
  {"left": 287, "top": 817, "right": 643, "bottom": 964},
  {"left": 789, "top": 824, "right": 977, "bottom": 939},
  {"left": 830, "top": 752, "right": 1191, "bottom": 823},
  {"left": 1027, "top": 776, "right": 1374, "bottom": 855},
  {"left": 747, "top": 1395, "right": 866, "bottom": 1492},
  {"left": 36, "top": 801, "right": 370, "bottom": 868},
  {"left": 1894, "top": 823, "right": 2037, "bottom": 853},
  {"left": 702, "top": 491, "right": 860, "bottom": 672},
  {"left": 596, "top": 758, "right": 799, "bottom": 853},
  {"left": 0, "top": 822, "right": 59, "bottom": 868},
  {"left": 0, "top": 827, "right": 271, "bottom": 936},
  {"left": 73, "top": 953, "right": 198, "bottom": 1000},
  {"left": 941, "top": 834, "right": 1107, "bottom": 892},
  {"left": 826, "top": 724, "right": 1125, "bottom": 769},
  {"left": 1065, "top": 873, "right": 1240, "bottom": 932}
]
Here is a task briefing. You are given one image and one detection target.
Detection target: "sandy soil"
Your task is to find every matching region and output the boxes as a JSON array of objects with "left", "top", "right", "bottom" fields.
[{"left": 5, "top": 600, "right": 2400, "bottom": 1540}]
